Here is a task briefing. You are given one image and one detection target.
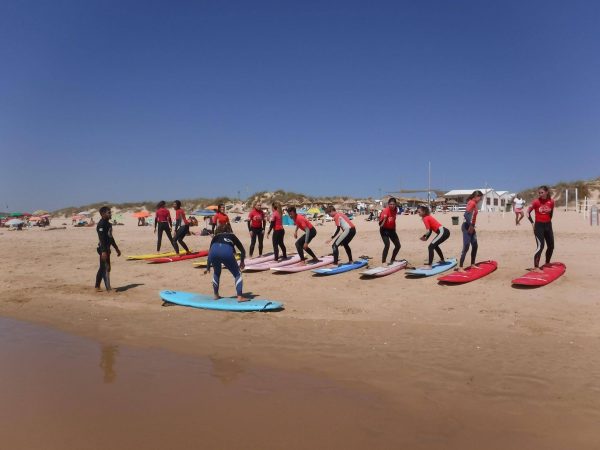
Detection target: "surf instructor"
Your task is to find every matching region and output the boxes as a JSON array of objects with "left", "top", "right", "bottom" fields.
[{"left": 95, "top": 206, "right": 121, "bottom": 292}]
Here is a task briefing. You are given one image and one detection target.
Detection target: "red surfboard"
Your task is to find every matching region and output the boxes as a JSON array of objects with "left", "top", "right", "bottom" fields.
[
  {"left": 148, "top": 250, "right": 209, "bottom": 264},
  {"left": 438, "top": 260, "right": 498, "bottom": 283},
  {"left": 511, "top": 262, "right": 566, "bottom": 286}
]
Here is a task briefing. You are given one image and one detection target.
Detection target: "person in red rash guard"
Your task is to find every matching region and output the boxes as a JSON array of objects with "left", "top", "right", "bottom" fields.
[
  {"left": 458, "top": 190, "right": 483, "bottom": 272},
  {"left": 417, "top": 205, "right": 450, "bottom": 269},
  {"left": 247, "top": 202, "right": 266, "bottom": 257},
  {"left": 267, "top": 202, "right": 287, "bottom": 261},
  {"left": 527, "top": 185, "right": 555, "bottom": 272},
  {"left": 211, "top": 204, "right": 230, "bottom": 234},
  {"left": 154, "top": 200, "right": 178, "bottom": 253},
  {"left": 172, "top": 200, "right": 191, "bottom": 254},
  {"left": 288, "top": 206, "right": 318, "bottom": 263},
  {"left": 378, "top": 197, "right": 401, "bottom": 265}
]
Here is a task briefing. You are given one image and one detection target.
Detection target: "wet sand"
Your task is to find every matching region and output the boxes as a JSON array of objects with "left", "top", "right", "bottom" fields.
[{"left": 1, "top": 211, "right": 600, "bottom": 448}]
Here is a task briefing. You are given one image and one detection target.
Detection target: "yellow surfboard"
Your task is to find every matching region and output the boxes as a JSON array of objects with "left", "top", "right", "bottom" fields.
[{"left": 127, "top": 250, "right": 194, "bottom": 261}]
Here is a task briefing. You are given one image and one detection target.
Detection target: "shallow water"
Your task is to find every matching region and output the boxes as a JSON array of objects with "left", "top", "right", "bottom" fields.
[{"left": 0, "top": 317, "right": 399, "bottom": 450}]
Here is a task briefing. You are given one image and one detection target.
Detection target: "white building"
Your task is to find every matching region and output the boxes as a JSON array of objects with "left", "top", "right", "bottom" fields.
[{"left": 443, "top": 189, "right": 515, "bottom": 212}]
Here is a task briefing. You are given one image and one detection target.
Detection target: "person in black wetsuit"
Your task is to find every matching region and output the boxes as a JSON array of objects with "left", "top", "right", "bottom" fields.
[
  {"left": 95, "top": 206, "right": 121, "bottom": 292},
  {"left": 205, "top": 224, "right": 247, "bottom": 302},
  {"left": 172, "top": 200, "right": 192, "bottom": 254}
]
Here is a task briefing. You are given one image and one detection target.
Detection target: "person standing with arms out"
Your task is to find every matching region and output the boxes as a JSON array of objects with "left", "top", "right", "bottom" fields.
[
  {"left": 247, "top": 202, "right": 266, "bottom": 257},
  {"left": 417, "top": 205, "right": 450, "bottom": 269},
  {"left": 288, "top": 207, "right": 319, "bottom": 263},
  {"left": 379, "top": 197, "right": 401, "bottom": 265},
  {"left": 205, "top": 224, "right": 247, "bottom": 302},
  {"left": 173, "top": 200, "right": 192, "bottom": 254},
  {"left": 154, "top": 201, "right": 178, "bottom": 253},
  {"left": 325, "top": 206, "right": 356, "bottom": 265},
  {"left": 267, "top": 201, "right": 287, "bottom": 261},
  {"left": 95, "top": 206, "right": 121, "bottom": 292},
  {"left": 513, "top": 194, "right": 526, "bottom": 226},
  {"left": 458, "top": 190, "right": 483, "bottom": 272},
  {"left": 211, "top": 203, "right": 230, "bottom": 234},
  {"left": 527, "top": 185, "right": 555, "bottom": 273}
]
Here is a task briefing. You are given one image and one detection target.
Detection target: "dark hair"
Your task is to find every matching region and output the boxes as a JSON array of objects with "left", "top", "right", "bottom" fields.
[
  {"left": 539, "top": 185, "right": 549, "bottom": 193},
  {"left": 173, "top": 200, "right": 181, "bottom": 209},
  {"left": 272, "top": 201, "right": 281, "bottom": 212},
  {"left": 388, "top": 197, "right": 397, "bottom": 204},
  {"left": 326, "top": 205, "right": 336, "bottom": 214},
  {"left": 99, "top": 206, "right": 110, "bottom": 215},
  {"left": 468, "top": 190, "right": 484, "bottom": 201},
  {"left": 287, "top": 206, "right": 297, "bottom": 214},
  {"left": 215, "top": 223, "right": 232, "bottom": 235},
  {"left": 156, "top": 201, "right": 166, "bottom": 209},
  {"left": 417, "top": 205, "right": 430, "bottom": 215},
  {"left": 218, "top": 203, "right": 224, "bottom": 208}
]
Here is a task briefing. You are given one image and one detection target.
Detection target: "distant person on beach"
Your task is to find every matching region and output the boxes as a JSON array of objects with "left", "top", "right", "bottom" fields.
[
  {"left": 154, "top": 201, "right": 178, "bottom": 253},
  {"left": 325, "top": 206, "right": 356, "bottom": 265},
  {"left": 247, "top": 202, "right": 266, "bottom": 257},
  {"left": 288, "top": 206, "right": 318, "bottom": 263},
  {"left": 417, "top": 205, "right": 450, "bottom": 270},
  {"left": 458, "top": 190, "right": 483, "bottom": 272},
  {"left": 267, "top": 202, "right": 287, "bottom": 261},
  {"left": 379, "top": 197, "right": 401, "bottom": 265},
  {"left": 205, "top": 224, "right": 247, "bottom": 302},
  {"left": 173, "top": 200, "right": 192, "bottom": 254},
  {"left": 95, "top": 206, "right": 121, "bottom": 292},
  {"left": 513, "top": 194, "right": 526, "bottom": 226},
  {"left": 527, "top": 185, "right": 555, "bottom": 272},
  {"left": 211, "top": 204, "right": 230, "bottom": 234}
]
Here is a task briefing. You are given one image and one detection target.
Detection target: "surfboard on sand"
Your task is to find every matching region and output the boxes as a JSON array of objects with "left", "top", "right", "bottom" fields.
[
  {"left": 511, "top": 262, "right": 566, "bottom": 286},
  {"left": 192, "top": 253, "right": 241, "bottom": 268},
  {"left": 360, "top": 259, "right": 408, "bottom": 278},
  {"left": 271, "top": 256, "right": 335, "bottom": 273},
  {"left": 243, "top": 255, "right": 302, "bottom": 272},
  {"left": 127, "top": 250, "right": 187, "bottom": 261},
  {"left": 312, "top": 259, "right": 368, "bottom": 275},
  {"left": 245, "top": 252, "right": 275, "bottom": 265},
  {"left": 159, "top": 290, "right": 283, "bottom": 312},
  {"left": 438, "top": 260, "right": 498, "bottom": 283},
  {"left": 405, "top": 258, "right": 457, "bottom": 277},
  {"left": 148, "top": 250, "right": 209, "bottom": 264}
]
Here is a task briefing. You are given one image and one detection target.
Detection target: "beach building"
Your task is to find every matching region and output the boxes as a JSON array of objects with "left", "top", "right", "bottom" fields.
[{"left": 443, "top": 189, "right": 515, "bottom": 212}]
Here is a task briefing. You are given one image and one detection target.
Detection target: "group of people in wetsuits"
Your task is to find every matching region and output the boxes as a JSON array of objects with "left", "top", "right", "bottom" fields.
[{"left": 95, "top": 185, "right": 557, "bottom": 296}]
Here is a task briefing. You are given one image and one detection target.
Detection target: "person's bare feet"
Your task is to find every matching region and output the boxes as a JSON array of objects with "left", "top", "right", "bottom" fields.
[
  {"left": 420, "top": 265, "right": 432, "bottom": 270},
  {"left": 213, "top": 294, "right": 220, "bottom": 300},
  {"left": 456, "top": 267, "right": 466, "bottom": 273},
  {"left": 95, "top": 287, "right": 103, "bottom": 293},
  {"left": 533, "top": 267, "right": 544, "bottom": 273},
  {"left": 237, "top": 296, "right": 250, "bottom": 303}
]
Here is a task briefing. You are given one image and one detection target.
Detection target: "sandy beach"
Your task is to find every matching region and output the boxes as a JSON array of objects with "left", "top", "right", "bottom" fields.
[{"left": 1, "top": 210, "right": 600, "bottom": 449}]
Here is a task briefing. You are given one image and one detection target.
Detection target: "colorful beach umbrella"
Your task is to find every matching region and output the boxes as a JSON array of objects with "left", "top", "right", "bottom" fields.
[
  {"left": 206, "top": 205, "right": 219, "bottom": 210},
  {"left": 133, "top": 211, "right": 150, "bottom": 218},
  {"left": 6, "top": 219, "right": 24, "bottom": 226},
  {"left": 33, "top": 210, "right": 49, "bottom": 216}
]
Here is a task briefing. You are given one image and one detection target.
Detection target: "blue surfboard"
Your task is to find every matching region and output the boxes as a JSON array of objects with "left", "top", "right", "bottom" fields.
[
  {"left": 159, "top": 290, "right": 283, "bottom": 312},
  {"left": 312, "top": 259, "right": 369, "bottom": 276},
  {"left": 405, "top": 258, "right": 457, "bottom": 277}
]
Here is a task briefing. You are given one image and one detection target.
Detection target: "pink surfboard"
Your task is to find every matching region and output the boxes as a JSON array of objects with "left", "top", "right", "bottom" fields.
[
  {"left": 270, "top": 256, "right": 335, "bottom": 273},
  {"left": 438, "top": 260, "right": 498, "bottom": 283},
  {"left": 511, "top": 262, "right": 566, "bottom": 286},
  {"left": 244, "top": 255, "right": 302, "bottom": 272},
  {"left": 245, "top": 252, "right": 275, "bottom": 265}
]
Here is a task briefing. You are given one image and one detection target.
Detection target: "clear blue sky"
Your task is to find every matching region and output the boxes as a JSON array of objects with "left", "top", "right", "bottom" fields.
[{"left": 1, "top": 0, "right": 599, "bottom": 211}]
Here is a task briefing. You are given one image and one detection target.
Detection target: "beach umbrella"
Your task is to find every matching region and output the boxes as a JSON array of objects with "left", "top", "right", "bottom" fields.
[
  {"left": 206, "top": 205, "right": 219, "bottom": 210},
  {"left": 29, "top": 216, "right": 41, "bottom": 221},
  {"left": 77, "top": 211, "right": 92, "bottom": 216},
  {"left": 133, "top": 211, "right": 150, "bottom": 218},
  {"left": 191, "top": 209, "right": 216, "bottom": 217},
  {"left": 9, "top": 212, "right": 25, "bottom": 217},
  {"left": 33, "top": 209, "right": 49, "bottom": 216},
  {"left": 6, "top": 219, "right": 24, "bottom": 226},
  {"left": 307, "top": 207, "right": 322, "bottom": 215}
]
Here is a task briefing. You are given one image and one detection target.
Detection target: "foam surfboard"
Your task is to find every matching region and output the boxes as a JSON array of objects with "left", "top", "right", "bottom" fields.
[
  {"left": 243, "top": 255, "right": 302, "bottom": 272},
  {"left": 360, "top": 259, "right": 408, "bottom": 278},
  {"left": 312, "top": 259, "right": 368, "bottom": 275},
  {"left": 245, "top": 252, "right": 275, "bottom": 265},
  {"left": 148, "top": 250, "right": 209, "bottom": 264},
  {"left": 192, "top": 253, "right": 241, "bottom": 268},
  {"left": 127, "top": 250, "right": 187, "bottom": 261},
  {"left": 159, "top": 290, "right": 283, "bottom": 312},
  {"left": 405, "top": 258, "right": 457, "bottom": 277},
  {"left": 438, "top": 260, "right": 498, "bottom": 283},
  {"left": 511, "top": 262, "right": 566, "bottom": 286},
  {"left": 271, "top": 256, "right": 335, "bottom": 273}
]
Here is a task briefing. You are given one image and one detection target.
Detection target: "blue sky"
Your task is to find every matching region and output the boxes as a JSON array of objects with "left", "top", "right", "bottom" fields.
[{"left": 1, "top": 0, "right": 599, "bottom": 211}]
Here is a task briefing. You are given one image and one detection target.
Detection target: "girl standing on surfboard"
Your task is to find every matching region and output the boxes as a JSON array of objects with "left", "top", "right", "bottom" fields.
[
  {"left": 205, "top": 223, "right": 247, "bottom": 302},
  {"left": 417, "top": 205, "right": 450, "bottom": 270},
  {"left": 288, "top": 206, "right": 319, "bottom": 263},
  {"left": 458, "top": 190, "right": 483, "bottom": 272},
  {"left": 154, "top": 201, "right": 179, "bottom": 253},
  {"left": 325, "top": 206, "right": 356, "bottom": 265},
  {"left": 247, "top": 202, "right": 266, "bottom": 257},
  {"left": 267, "top": 202, "right": 287, "bottom": 261},
  {"left": 527, "top": 185, "right": 555, "bottom": 273},
  {"left": 172, "top": 200, "right": 192, "bottom": 255},
  {"left": 211, "top": 204, "right": 230, "bottom": 234},
  {"left": 379, "top": 197, "right": 401, "bottom": 265}
]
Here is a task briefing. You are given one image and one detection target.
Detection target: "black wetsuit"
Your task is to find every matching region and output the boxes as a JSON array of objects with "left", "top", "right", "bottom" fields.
[{"left": 95, "top": 218, "right": 119, "bottom": 290}]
